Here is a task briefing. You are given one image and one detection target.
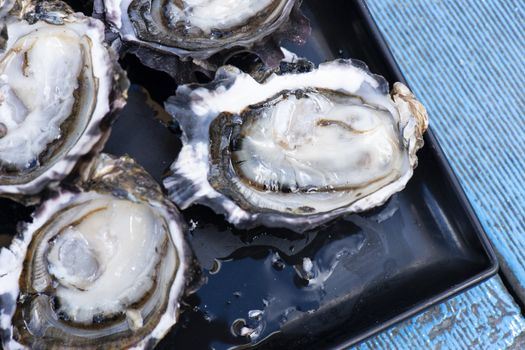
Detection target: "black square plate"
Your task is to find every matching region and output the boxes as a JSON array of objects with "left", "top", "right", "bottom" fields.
[{"left": 0, "top": 0, "right": 498, "bottom": 349}]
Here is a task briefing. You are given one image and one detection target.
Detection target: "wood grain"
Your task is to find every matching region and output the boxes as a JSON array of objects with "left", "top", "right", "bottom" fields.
[
  {"left": 359, "top": 0, "right": 525, "bottom": 347},
  {"left": 356, "top": 277, "right": 525, "bottom": 349}
]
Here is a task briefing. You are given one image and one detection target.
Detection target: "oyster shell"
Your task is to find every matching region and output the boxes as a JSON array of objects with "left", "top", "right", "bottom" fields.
[
  {"left": 0, "top": 1, "right": 128, "bottom": 202},
  {"left": 163, "top": 58, "right": 428, "bottom": 232},
  {"left": 0, "top": 154, "right": 196, "bottom": 349},
  {"left": 94, "top": 0, "right": 309, "bottom": 77}
]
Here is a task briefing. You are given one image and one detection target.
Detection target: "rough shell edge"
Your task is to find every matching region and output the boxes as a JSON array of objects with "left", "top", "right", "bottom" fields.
[{"left": 162, "top": 59, "right": 428, "bottom": 233}]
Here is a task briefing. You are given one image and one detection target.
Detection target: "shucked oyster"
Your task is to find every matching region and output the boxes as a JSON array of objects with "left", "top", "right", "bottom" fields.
[
  {"left": 95, "top": 0, "right": 309, "bottom": 71},
  {"left": 0, "top": 1, "right": 128, "bottom": 202},
  {"left": 0, "top": 154, "right": 196, "bottom": 349},
  {"left": 163, "top": 59, "right": 428, "bottom": 232}
]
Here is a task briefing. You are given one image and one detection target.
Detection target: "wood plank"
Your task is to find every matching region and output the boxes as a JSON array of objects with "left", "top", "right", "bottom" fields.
[
  {"left": 355, "top": 277, "right": 525, "bottom": 349},
  {"left": 359, "top": 0, "right": 525, "bottom": 347},
  {"left": 364, "top": 0, "right": 525, "bottom": 301}
]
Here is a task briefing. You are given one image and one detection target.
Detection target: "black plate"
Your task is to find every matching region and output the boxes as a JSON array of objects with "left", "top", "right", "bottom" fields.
[{"left": 0, "top": 0, "right": 498, "bottom": 349}]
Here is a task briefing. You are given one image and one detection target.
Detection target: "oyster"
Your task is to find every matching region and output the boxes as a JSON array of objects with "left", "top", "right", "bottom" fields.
[
  {"left": 163, "top": 58, "right": 428, "bottom": 232},
  {"left": 94, "top": 0, "right": 309, "bottom": 76},
  {"left": 0, "top": 154, "right": 196, "bottom": 349},
  {"left": 0, "top": 1, "right": 128, "bottom": 202}
]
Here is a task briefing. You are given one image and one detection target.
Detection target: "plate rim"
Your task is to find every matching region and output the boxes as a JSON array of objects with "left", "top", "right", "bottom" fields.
[{"left": 328, "top": 1, "right": 500, "bottom": 349}]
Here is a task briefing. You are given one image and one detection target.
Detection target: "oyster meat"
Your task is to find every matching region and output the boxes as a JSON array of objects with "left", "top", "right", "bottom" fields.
[
  {"left": 0, "top": 1, "right": 128, "bottom": 201},
  {"left": 163, "top": 58, "right": 428, "bottom": 232},
  {"left": 0, "top": 154, "right": 195, "bottom": 349}
]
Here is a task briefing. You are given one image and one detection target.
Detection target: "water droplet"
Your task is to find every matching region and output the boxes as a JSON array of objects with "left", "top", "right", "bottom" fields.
[
  {"left": 240, "top": 326, "right": 255, "bottom": 337},
  {"left": 271, "top": 252, "right": 285, "bottom": 271},
  {"left": 248, "top": 309, "right": 263, "bottom": 320},
  {"left": 188, "top": 219, "right": 198, "bottom": 231},
  {"left": 203, "top": 312, "right": 212, "bottom": 322},
  {"left": 294, "top": 257, "right": 315, "bottom": 282},
  {"left": 209, "top": 259, "right": 221, "bottom": 275},
  {"left": 230, "top": 318, "right": 246, "bottom": 337}
]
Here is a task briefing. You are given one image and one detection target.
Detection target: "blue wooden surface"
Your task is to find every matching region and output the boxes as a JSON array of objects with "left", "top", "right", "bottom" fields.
[
  {"left": 355, "top": 0, "right": 525, "bottom": 348},
  {"left": 357, "top": 277, "right": 525, "bottom": 350}
]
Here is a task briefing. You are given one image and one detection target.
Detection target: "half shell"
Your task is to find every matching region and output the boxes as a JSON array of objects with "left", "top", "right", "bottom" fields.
[
  {"left": 0, "top": 154, "right": 196, "bottom": 349},
  {"left": 94, "top": 0, "right": 309, "bottom": 78},
  {"left": 0, "top": 1, "right": 128, "bottom": 202},
  {"left": 163, "top": 58, "right": 428, "bottom": 232}
]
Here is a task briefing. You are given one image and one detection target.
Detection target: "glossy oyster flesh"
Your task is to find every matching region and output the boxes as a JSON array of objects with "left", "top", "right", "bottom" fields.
[
  {"left": 0, "top": 154, "right": 195, "bottom": 349},
  {"left": 163, "top": 59, "right": 428, "bottom": 232},
  {"left": 96, "top": 0, "right": 308, "bottom": 62},
  {"left": 0, "top": 2, "right": 128, "bottom": 200}
]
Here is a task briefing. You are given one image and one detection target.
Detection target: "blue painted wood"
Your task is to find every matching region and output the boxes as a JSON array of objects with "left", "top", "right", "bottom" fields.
[
  {"left": 352, "top": 0, "right": 525, "bottom": 348},
  {"left": 356, "top": 277, "right": 525, "bottom": 349},
  {"left": 363, "top": 0, "right": 525, "bottom": 300}
]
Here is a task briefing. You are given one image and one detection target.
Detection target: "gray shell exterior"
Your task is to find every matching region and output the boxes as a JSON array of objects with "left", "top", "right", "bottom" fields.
[
  {"left": 163, "top": 58, "right": 428, "bottom": 233},
  {"left": 0, "top": 1, "right": 129, "bottom": 203},
  {"left": 0, "top": 153, "right": 199, "bottom": 349}
]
